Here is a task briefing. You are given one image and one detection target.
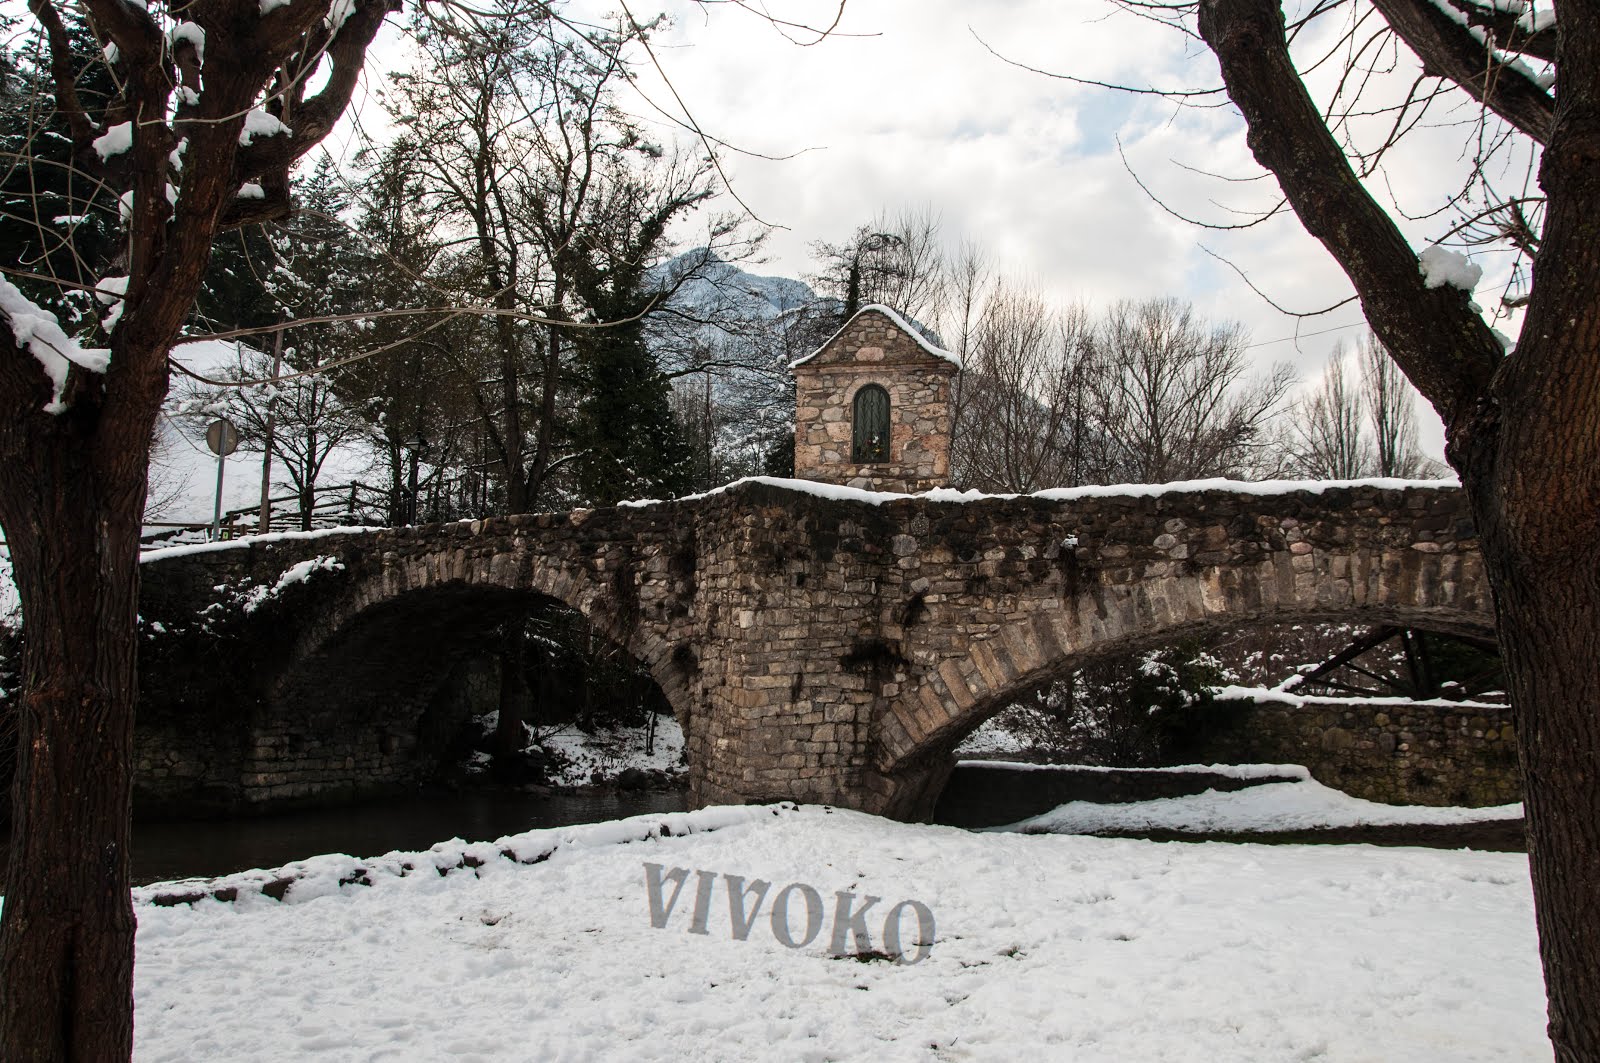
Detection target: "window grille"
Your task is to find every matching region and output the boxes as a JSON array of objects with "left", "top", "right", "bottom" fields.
[{"left": 852, "top": 384, "right": 890, "bottom": 463}]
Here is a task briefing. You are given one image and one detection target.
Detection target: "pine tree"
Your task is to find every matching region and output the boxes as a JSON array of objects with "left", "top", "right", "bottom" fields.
[{"left": 0, "top": 15, "right": 120, "bottom": 333}]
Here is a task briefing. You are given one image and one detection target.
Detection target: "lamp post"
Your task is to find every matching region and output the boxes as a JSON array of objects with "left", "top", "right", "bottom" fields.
[{"left": 406, "top": 432, "right": 427, "bottom": 525}]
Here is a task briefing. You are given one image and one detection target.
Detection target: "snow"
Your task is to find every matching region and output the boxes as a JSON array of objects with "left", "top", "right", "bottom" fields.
[
  {"left": 1004, "top": 779, "right": 1522, "bottom": 835},
  {"left": 1419, "top": 245, "right": 1483, "bottom": 292},
  {"left": 141, "top": 525, "right": 379, "bottom": 563},
  {"left": 92, "top": 121, "right": 133, "bottom": 160},
  {"left": 0, "top": 548, "right": 13, "bottom": 698},
  {"left": 260, "top": 0, "right": 293, "bottom": 12},
  {"left": 324, "top": 0, "right": 358, "bottom": 31},
  {"left": 235, "top": 182, "right": 266, "bottom": 199},
  {"left": 0, "top": 276, "right": 111, "bottom": 413},
  {"left": 958, "top": 759, "right": 1312, "bottom": 780},
  {"left": 1519, "top": 5, "right": 1554, "bottom": 31},
  {"left": 539, "top": 715, "right": 686, "bottom": 785},
  {"left": 789, "top": 303, "right": 963, "bottom": 369},
  {"left": 96, "top": 275, "right": 130, "bottom": 334},
  {"left": 0, "top": 548, "right": 18, "bottom": 630},
  {"left": 167, "top": 21, "right": 205, "bottom": 62},
  {"left": 1216, "top": 685, "right": 1508, "bottom": 710},
  {"left": 616, "top": 473, "right": 1460, "bottom": 511},
  {"left": 240, "top": 555, "right": 344, "bottom": 612},
  {"left": 238, "top": 109, "right": 292, "bottom": 147},
  {"left": 123, "top": 804, "right": 1548, "bottom": 1060}
]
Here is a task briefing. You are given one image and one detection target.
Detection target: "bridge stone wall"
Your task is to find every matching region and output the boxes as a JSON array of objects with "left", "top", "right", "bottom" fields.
[
  {"left": 1182, "top": 693, "right": 1520, "bottom": 807},
  {"left": 135, "top": 478, "right": 1493, "bottom": 819}
]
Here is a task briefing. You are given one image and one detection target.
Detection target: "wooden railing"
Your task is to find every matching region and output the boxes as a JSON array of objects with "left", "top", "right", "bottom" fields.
[{"left": 140, "top": 481, "right": 395, "bottom": 546}]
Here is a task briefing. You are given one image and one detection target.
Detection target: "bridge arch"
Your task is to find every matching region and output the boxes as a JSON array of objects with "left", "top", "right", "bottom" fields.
[
  {"left": 279, "top": 540, "right": 691, "bottom": 717},
  {"left": 244, "top": 529, "right": 700, "bottom": 801},
  {"left": 852, "top": 490, "right": 1493, "bottom": 816},
  {"left": 134, "top": 504, "right": 702, "bottom": 811}
]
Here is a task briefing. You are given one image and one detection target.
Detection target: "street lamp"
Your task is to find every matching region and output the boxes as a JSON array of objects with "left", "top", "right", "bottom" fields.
[{"left": 405, "top": 431, "right": 428, "bottom": 525}]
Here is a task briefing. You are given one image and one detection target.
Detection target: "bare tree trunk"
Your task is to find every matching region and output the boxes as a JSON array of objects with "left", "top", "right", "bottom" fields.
[
  {"left": 496, "top": 309, "right": 527, "bottom": 515},
  {"left": 522, "top": 318, "right": 563, "bottom": 508},
  {"left": 0, "top": 436, "right": 149, "bottom": 1060},
  {"left": 493, "top": 621, "right": 527, "bottom": 758},
  {"left": 1470, "top": 488, "right": 1600, "bottom": 1059},
  {"left": 258, "top": 329, "right": 285, "bottom": 533},
  {"left": 1194, "top": 0, "right": 1600, "bottom": 1053}
]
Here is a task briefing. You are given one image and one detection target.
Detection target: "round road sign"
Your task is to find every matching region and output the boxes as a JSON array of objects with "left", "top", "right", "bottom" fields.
[{"left": 205, "top": 418, "right": 241, "bottom": 457}]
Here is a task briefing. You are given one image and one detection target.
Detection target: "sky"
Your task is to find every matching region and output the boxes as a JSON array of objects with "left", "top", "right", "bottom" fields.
[{"left": 327, "top": 0, "right": 1544, "bottom": 464}]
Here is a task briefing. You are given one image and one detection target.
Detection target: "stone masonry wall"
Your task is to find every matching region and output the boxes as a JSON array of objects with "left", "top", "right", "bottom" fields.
[
  {"left": 137, "top": 480, "right": 1491, "bottom": 820},
  {"left": 1186, "top": 694, "right": 1520, "bottom": 807},
  {"left": 793, "top": 309, "right": 956, "bottom": 492}
]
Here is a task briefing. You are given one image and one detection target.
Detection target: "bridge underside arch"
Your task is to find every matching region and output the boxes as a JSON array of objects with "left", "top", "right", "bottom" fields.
[
  {"left": 239, "top": 563, "right": 692, "bottom": 809},
  {"left": 867, "top": 569, "right": 1495, "bottom": 819}
]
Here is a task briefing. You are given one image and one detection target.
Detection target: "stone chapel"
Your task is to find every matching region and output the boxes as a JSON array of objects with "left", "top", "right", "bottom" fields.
[{"left": 789, "top": 304, "right": 960, "bottom": 492}]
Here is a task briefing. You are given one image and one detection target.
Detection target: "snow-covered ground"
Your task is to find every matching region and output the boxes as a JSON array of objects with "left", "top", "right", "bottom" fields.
[
  {"left": 465, "top": 713, "right": 688, "bottom": 786},
  {"left": 953, "top": 704, "right": 1045, "bottom": 758},
  {"left": 538, "top": 714, "right": 686, "bottom": 786},
  {"left": 148, "top": 339, "right": 380, "bottom": 530},
  {"left": 127, "top": 804, "right": 1549, "bottom": 1061},
  {"left": 1005, "top": 777, "right": 1523, "bottom": 835}
]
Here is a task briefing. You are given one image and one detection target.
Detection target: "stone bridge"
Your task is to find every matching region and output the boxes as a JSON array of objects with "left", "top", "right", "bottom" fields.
[{"left": 134, "top": 477, "right": 1492, "bottom": 819}]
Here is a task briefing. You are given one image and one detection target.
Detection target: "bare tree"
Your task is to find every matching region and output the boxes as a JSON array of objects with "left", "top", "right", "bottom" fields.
[
  {"left": 812, "top": 205, "right": 949, "bottom": 326},
  {"left": 1359, "top": 332, "right": 1428, "bottom": 478},
  {"left": 184, "top": 342, "right": 366, "bottom": 529},
  {"left": 952, "top": 285, "right": 1101, "bottom": 492},
  {"left": 1091, "top": 297, "right": 1293, "bottom": 482},
  {"left": 942, "top": 239, "right": 993, "bottom": 460},
  {"left": 1061, "top": 0, "right": 1600, "bottom": 1048},
  {"left": 1289, "top": 345, "right": 1373, "bottom": 479}
]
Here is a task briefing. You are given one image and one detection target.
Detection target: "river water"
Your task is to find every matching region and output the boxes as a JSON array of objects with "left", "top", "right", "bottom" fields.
[
  {"left": 128, "top": 788, "right": 688, "bottom": 885},
  {"left": 120, "top": 761, "right": 1024, "bottom": 885},
  {"left": 88, "top": 761, "right": 1523, "bottom": 886}
]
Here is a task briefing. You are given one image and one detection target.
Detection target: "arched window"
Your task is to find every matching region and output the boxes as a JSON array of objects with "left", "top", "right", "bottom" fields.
[{"left": 852, "top": 384, "right": 891, "bottom": 463}]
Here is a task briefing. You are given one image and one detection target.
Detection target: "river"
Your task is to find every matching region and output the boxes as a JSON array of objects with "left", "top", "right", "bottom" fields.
[
  {"left": 18, "top": 760, "right": 1521, "bottom": 888},
  {"left": 125, "top": 787, "right": 689, "bottom": 885}
]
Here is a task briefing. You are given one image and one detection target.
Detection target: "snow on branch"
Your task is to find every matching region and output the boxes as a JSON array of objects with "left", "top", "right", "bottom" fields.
[
  {"left": 0, "top": 278, "right": 111, "bottom": 413},
  {"left": 1418, "top": 245, "right": 1483, "bottom": 291}
]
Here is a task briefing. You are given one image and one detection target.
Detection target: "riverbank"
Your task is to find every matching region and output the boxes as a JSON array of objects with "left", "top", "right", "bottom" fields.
[{"left": 127, "top": 803, "right": 1548, "bottom": 1060}]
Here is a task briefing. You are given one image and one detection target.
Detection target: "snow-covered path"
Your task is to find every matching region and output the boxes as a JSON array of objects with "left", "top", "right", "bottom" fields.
[{"left": 131, "top": 805, "right": 1548, "bottom": 1061}]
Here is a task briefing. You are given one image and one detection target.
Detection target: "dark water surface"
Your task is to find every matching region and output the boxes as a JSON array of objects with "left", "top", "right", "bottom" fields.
[
  {"left": 128, "top": 788, "right": 688, "bottom": 885},
  {"left": 47, "top": 761, "right": 1521, "bottom": 889}
]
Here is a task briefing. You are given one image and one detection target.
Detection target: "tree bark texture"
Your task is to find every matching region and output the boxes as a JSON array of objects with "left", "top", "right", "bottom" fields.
[
  {"left": 1199, "top": 0, "right": 1600, "bottom": 1056},
  {"left": 0, "top": 416, "right": 155, "bottom": 1061},
  {"left": 0, "top": 1, "right": 397, "bottom": 1055}
]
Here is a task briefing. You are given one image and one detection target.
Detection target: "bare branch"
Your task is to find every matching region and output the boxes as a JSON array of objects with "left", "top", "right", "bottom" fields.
[
  {"left": 1368, "top": 0, "right": 1553, "bottom": 144},
  {"left": 1196, "top": 0, "right": 1502, "bottom": 428}
]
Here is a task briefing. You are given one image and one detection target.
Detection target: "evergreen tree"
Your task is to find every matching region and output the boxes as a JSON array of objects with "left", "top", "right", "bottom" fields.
[
  {"left": 565, "top": 177, "right": 699, "bottom": 505},
  {"left": 0, "top": 15, "right": 120, "bottom": 333},
  {"left": 571, "top": 314, "right": 693, "bottom": 505}
]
